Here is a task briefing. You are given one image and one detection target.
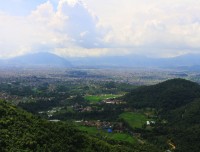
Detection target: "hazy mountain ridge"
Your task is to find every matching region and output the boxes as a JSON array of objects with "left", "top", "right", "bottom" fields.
[
  {"left": 1, "top": 53, "right": 200, "bottom": 69},
  {"left": 0, "top": 52, "right": 71, "bottom": 67},
  {"left": 67, "top": 53, "right": 200, "bottom": 69}
]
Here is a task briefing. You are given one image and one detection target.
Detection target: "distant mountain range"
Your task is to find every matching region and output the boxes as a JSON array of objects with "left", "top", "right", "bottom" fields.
[
  {"left": 1, "top": 52, "right": 200, "bottom": 70},
  {"left": 68, "top": 54, "right": 200, "bottom": 69},
  {"left": 0, "top": 52, "right": 71, "bottom": 68}
]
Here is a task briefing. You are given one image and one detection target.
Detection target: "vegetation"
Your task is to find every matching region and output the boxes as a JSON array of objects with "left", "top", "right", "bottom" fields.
[
  {"left": 1, "top": 71, "right": 200, "bottom": 152},
  {"left": 78, "top": 126, "right": 138, "bottom": 144},
  {"left": 123, "top": 78, "right": 200, "bottom": 110},
  {"left": 85, "top": 94, "right": 122, "bottom": 104},
  {"left": 123, "top": 78, "right": 200, "bottom": 152},
  {"left": 119, "top": 112, "right": 148, "bottom": 129},
  {"left": 0, "top": 100, "right": 160, "bottom": 152}
]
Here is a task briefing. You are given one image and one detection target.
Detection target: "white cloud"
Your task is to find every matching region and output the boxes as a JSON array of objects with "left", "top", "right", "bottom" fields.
[
  {"left": 54, "top": 47, "right": 131, "bottom": 57},
  {"left": 83, "top": 0, "right": 200, "bottom": 57},
  {"left": 65, "top": 0, "right": 79, "bottom": 6},
  {"left": 1, "top": 0, "right": 200, "bottom": 58},
  {"left": 0, "top": 0, "right": 104, "bottom": 58}
]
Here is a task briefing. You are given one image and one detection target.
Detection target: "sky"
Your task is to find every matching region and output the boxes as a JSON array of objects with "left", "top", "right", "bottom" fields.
[{"left": 0, "top": 0, "right": 200, "bottom": 58}]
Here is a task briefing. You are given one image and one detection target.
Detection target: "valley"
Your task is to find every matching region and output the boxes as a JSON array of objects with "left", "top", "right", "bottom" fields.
[
  {"left": 1, "top": 67, "right": 200, "bottom": 151},
  {"left": 1, "top": 0, "right": 200, "bottom": 151}
]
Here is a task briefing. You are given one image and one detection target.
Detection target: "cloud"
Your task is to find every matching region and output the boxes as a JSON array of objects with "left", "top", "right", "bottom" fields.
[
  {"left": 1, "top": 0, "right": 200, "bottom": 58},
  {"left": 99, "top": 0, "right": 200, "bottom": 56},
  {"left": 0, "top": 0, "right": 103, "bottom": 58},
  {"left": 56, "top": 0, "right": 102, "bottom": 48},
  {"left": 83, "top": 0, "right": 200, "bottom": 57}
]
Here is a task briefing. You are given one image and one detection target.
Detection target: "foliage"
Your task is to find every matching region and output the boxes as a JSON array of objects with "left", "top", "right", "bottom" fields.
[
  {"left": 84, "top": 94, "right": 122, "bottom": 104},
  {"left": 123, "top": 78, "right": 200, "bottom": 110},
  {"left": 0, "top": 100, "right": 159, "bottom": 152},
  {"left": 78, "top": 126, "right": 138, "bottom": 144},
  {"left": 119, "top": 112, "right": 148, "bottom": 129},
  {"left": 123, "top": 78, "right": 200, "bottom": 152}
]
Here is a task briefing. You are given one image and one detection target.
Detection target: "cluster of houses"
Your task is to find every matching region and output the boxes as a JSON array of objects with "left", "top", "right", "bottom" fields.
[
  {"left": 0, "top": 92, "right": 16, "bottom": 100},
  {"left": 72, "top": 104, "right": 94, "bottom": 112},
  {"left": 39, "top": 107, "right": 63, "bottom": 117},
  {"left": 0, "top": 92, "right": 22, "bottom": 104},
  {"left": 79, "top": 120, "right": 126, "bottom": 133},
  {"left": 146, "top": 120, "right": 156, "bottom": 126},
  {"left": 77, "top": 120, "right": 142, "bottom": 138},
  {"left": 72, "top": 97, "right": 126, "bottom": 113},
  {"left": 102, "top": 98, "right": 126, "bottom": 104}
]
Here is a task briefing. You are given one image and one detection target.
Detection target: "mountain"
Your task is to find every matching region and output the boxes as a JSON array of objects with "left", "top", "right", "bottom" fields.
[
  {"left": 2, "top": 52, "right": 72, "bottom": 67},
  {"left": 68, "top": 54, "right": 200, "bottom": 69},
  {"left": 1, "top": 53, "right": 200, "bottom": 69},
  {"left": 123, "top": 78, "right": 200, "bottom": 110}
]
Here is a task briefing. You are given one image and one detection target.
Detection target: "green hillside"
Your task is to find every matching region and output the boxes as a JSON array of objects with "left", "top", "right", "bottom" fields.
[
  {"left": 0, "top": 100, "right": 159, "bottom": 152},
  {"left": 124, "top": 78, "right": 200, "bottom": 110},
  {"left": 2, "top": 78, "right": 200, "bottom": 152},
  {"left": 165, "top": 99, "right": 200, "bottom": 152},
  {"left": 123, "top": 78, "right": 200, "bottom": 152}
]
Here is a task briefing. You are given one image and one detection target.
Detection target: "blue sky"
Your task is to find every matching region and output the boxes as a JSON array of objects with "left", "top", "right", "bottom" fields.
[
  {"left": 0, "top": 0, "right": 200, "bottom": 58},
  {"left": 0, "top": 0, "right": 48, "bottom": 15}
]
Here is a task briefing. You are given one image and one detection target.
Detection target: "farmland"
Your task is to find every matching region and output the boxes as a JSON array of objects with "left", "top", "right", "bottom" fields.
[
  {"left": 84, "top": 94, "right": 122, "bottom": 104},
  {"left": 119, "top": 112, "right": 148, "bottom": 129},
  {"left": 77, "top": 126, "right": 138, "bottom": 144}
]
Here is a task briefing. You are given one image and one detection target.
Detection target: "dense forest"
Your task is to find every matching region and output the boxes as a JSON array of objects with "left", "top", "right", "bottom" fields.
[
  {"left": 123, "top": 78, "right": 200, "bottom": 152},
  {"left": 0, "top": 100, "right": 159, "bottom": 152},
  {"left": 123, "top": 78, "right": 200, "bottom": 110}
]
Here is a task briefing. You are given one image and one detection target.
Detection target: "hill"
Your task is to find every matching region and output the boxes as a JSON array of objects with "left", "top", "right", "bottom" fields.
[
  {"left": 3, "top": 52, "right": 71, "bottom": 67},
  {"left": 123, "top": 78, "right": 200, "bottom": 110},
  {"left": 123, "top": 78, "right": 200, "bottom": 152},
  {"left": 0, "top": 100, "right": 117, "bottom": 151},
  {"left": 0, "top": 100, "right": 160, "bottom": 152}
]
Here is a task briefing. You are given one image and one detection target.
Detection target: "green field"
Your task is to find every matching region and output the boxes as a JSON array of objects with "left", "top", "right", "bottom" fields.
[
  {"left": 78, "top": 126, "right": 137, "bottom": 144},
  {"left": 119, "top": 112, "right": 148, "bottom": 129},
  {"left": 84, "top": 94, "right": 122, "bottom": 104}
]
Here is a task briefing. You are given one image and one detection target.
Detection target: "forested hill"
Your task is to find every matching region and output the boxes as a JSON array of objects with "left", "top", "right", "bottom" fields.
[
  {"left": 0, "top": 100, "right": 160, "bottom": 152},
  {"left": 123, "top": 78, "right": 200, "bottom": 152},
  {"left": 0, "top": 100, "right": 117, "bottom": 152},
  {"left": 123, "top": 78, "right": 200, "bottom": 110}
]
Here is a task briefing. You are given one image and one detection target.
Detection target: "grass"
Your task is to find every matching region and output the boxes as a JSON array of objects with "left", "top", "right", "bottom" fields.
[
  {"left": 78, "top": 126, "right": 98, "bottom": 134},
  {"left": 110, "top": 133, "right": 137, "bottom": 143},
  {"left": 84, "top": 94, "right": 122, "bottom": 104},
  {"left": 119, "top": 112, "right": 148, "bottom": 129},
  {"left": 78, "top": 126, "right": 137, "bottom": 144}
]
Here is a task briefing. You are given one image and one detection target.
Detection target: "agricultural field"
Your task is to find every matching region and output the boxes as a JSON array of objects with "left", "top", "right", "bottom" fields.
[
  {"left": 84, "top": 94, "right": 122, "bottom": 104},
  {"left": 119, "top": 112, "right": 148, "bottom": 129},
  {"left": 77, "top": 126, "right": 138, "bottom": 144}
]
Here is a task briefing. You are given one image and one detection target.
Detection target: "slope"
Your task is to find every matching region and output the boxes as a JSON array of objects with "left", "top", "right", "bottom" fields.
[
  {"left": 123, "top": 78, "right": 200, "bottom": 110},
  {"left": 0, "top": 100, "right": 159, "bottom": 152},
  {"left": 166, "top": 99, "right": 200, "bottom": 152},
  {"left": 4, "top": 52, "right": 71, "bottom": 67},
  {"left": 68, "top": 53, "right": 200, "bottom": 68},
  {"left": 123, "top": 79, "right": 200, "bottom": 152}
]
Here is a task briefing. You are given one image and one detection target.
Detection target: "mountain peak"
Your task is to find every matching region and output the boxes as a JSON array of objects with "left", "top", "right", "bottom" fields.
[{"left": 4, "top": 52, "right": 72, "bottom": 67}]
